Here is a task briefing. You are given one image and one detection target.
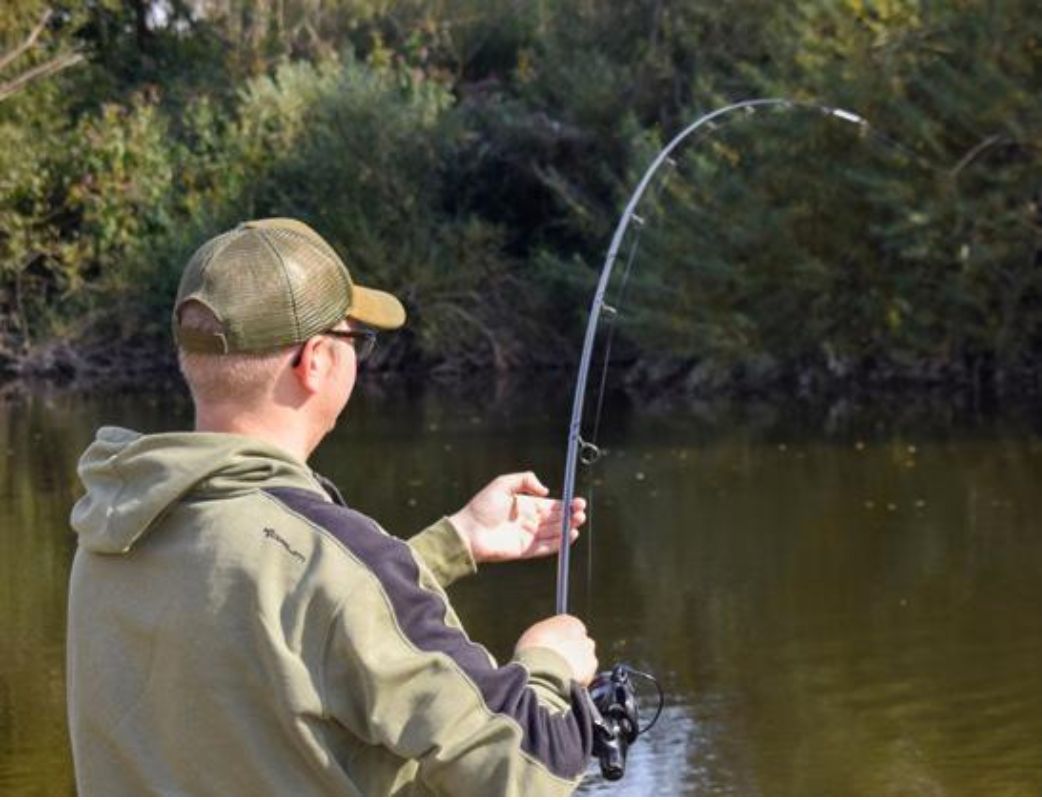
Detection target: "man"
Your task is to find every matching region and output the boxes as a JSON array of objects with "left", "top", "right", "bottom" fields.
[{"left": 66, "top": 218, "right": 598, "bottom": 795}]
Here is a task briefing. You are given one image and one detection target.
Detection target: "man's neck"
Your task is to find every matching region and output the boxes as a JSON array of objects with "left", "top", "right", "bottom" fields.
[{"left": 194, "top": 406, "right": 315, "bottom": 464}]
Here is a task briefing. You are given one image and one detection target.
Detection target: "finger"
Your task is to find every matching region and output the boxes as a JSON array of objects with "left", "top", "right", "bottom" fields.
[
  {"left": 526, "top": 496, "right": 581, "bottom": 526},
  {"left": 525, "top": 527, "right": 579, "bottom": 557},
  {"left": 518, "top": 496, "right": 562, "bottom": 523},
  {"left": 535, "top": 507, "right": 584, "bottom": 533},
  {"left": 502, "top": 470, "right": 548, "bottom": 497},
  {"left": 532, "top": 512, "right": 567, "bottom": 539},
  {"left": 523, "top": 541, "right": 554, "bottom": 558},
  {"left": 559, "top": 614, "right": 587, "bottom": 634}
]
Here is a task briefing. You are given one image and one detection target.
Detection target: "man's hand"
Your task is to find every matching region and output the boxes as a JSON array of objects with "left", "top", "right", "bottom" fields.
[
  {"left": 516, "top": 614, "right": 598, "bottom": 686},
  {"left": 448, "top": 472, "right": 587, "bottom": 564}
]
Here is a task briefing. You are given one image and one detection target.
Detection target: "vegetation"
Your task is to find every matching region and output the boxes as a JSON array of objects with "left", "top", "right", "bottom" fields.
[{"left": 2, "top": 1, "right": 1042, "bottom": 395}]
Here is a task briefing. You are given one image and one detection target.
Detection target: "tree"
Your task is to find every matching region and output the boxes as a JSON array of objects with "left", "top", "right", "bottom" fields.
[{"left": 0, "top": 5, "right": 84, "bottom": 103}]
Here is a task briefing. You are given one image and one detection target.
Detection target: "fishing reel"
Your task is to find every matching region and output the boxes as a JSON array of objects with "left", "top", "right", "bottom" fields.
[{"left": 587, "top": 664, "right": 663, "bottom": 781}]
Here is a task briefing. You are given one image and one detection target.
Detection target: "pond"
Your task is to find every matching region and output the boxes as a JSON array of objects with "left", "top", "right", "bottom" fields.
[{"left": 1, "top": 381, "right": 1040, "bottom": 795}]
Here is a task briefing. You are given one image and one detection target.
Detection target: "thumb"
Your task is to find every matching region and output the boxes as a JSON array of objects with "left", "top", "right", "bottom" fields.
[
  {"left": 501, "top": 471, "right": 549, "bottom": 497},
  {"left": 519, "top": 471, "right": 550, "bottom": 496}
]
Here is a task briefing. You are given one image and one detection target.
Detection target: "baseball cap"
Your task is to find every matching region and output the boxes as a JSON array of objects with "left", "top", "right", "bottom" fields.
[{"left": 173, "top": 218, "right": 406, "bottom": 354}]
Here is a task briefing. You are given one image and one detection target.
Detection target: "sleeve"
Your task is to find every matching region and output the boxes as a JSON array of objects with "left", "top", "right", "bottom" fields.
[
  {"left": 407, "top": 517, "right": 477, "bottom": 588},
  {"left": 321, "top": 530, "right": 594, "bottom": 796}
]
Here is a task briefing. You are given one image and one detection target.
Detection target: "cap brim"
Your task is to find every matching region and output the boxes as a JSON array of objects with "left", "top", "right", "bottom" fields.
[{"left": 349, "top": 286, "right": 407, "bottom": 330}]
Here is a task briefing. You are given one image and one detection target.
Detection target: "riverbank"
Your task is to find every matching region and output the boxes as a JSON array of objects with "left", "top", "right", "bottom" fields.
[
  {"left": 6, "top": 4, "right": 1042, "bottom": 426},
  {"left": 3, "top": 333, "right": 1041, "bottom": 417}
]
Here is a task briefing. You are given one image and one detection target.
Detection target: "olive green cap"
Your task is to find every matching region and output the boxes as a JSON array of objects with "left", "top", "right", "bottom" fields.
[{"left": 173, "top": 218, "right": 406, "bottom": 354}]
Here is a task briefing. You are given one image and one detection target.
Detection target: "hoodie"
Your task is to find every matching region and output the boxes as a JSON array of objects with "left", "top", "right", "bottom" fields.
[{"left": 67, "top": 427, "right": 593, "bottom": 796}]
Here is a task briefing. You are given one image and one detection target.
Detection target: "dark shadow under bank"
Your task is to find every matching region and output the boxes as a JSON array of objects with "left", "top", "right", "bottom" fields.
[{"left": 4, "top": 334, "right": 1042, "bottom": 412}]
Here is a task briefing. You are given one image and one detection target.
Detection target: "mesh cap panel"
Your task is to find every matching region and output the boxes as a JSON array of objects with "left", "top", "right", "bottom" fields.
[
  {"left": 173, "top": 220, "right": 358, "bottom": 353},
  {"left": 259, "top": 228, "right": 352, "bottom": 342}
]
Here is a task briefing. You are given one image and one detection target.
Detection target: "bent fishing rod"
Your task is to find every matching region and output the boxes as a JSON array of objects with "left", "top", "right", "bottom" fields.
[{"left": 557, "top": 97, "right": 884, "bottom": 780}]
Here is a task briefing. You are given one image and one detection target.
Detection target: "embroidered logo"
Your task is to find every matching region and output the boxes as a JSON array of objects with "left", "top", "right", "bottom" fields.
[{"left": 263, "top": 527, "right": 306, "bottom": 564}]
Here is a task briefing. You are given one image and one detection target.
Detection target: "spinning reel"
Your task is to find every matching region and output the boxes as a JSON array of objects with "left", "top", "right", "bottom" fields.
[{"left": 587, "top": 664, "right": 663, "bottom": 780}]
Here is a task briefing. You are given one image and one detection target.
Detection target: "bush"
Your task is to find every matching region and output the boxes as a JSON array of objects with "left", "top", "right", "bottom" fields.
[{"left": 3, "top": 1, "right": 1042, "bottom": 391}]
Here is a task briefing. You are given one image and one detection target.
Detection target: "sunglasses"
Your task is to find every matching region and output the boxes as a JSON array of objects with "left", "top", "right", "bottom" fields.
[{"left": 291, "top": 329, "right": 377, "bottom": 367}]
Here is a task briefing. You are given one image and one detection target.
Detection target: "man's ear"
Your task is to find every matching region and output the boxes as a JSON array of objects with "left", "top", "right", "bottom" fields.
[{"left": 292, "top": 337, "right": 329, "bottom": 394}]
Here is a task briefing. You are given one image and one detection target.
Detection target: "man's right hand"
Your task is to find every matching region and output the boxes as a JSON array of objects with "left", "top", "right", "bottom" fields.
[{"left": 515, "top": 614, "right": 598, "bottom": 686}]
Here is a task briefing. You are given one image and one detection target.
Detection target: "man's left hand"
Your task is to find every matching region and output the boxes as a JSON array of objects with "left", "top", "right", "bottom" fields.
[{"left": 448, "top": 472, "right": 587, "bottom": 564}]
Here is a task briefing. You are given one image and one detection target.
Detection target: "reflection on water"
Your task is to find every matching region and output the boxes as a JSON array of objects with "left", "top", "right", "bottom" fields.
[
  {"left": 569, "top": 411, "right": 1042, "bottom": 795},
  {"left": 2, "top": 383, "right": 1041, "bottom": 795}
]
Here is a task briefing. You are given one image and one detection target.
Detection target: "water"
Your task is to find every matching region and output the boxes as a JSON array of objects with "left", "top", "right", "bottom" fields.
[{"left": 2, "top": 383, "right": 1041, "bottom": 795}]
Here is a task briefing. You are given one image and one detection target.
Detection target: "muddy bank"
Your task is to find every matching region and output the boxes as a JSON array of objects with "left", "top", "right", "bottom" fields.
[
  {"left": 0, "top": 335, "right": 179, "bottom": 399},
  {"left": 3, "top": 335, "right": 1041, "bottom": 413},
  {"left": 618, "top": 351, "right": 1042, "bottom": 410}
]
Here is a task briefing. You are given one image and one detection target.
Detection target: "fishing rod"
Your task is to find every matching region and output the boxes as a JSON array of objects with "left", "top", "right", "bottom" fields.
[{"left": 560, "top": 97, "right": 883, "bottom": 780}]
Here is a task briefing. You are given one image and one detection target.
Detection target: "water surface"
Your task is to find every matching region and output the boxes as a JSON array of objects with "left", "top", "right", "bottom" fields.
[{"left": 1, "top": 383, "right": 1040, "bottom": 795}]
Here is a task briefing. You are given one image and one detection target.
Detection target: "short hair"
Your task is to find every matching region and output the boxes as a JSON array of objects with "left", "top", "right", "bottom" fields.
[{"left": 177, "top": 300, "right": 291, "bottom": 406}]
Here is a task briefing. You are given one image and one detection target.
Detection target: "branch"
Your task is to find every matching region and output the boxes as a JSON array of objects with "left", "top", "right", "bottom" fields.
[
  {"left": 949, "top": 134, "right": 1005, "bottom": 179},
  {"left": 429, "top": 299, "right": 511, "bottom": 371},
  {"left": 0, "top": 8, "right": 53, "bottom": 74},
  {"left": 0, "top": 50, "right": 84, "bottom": 103}
]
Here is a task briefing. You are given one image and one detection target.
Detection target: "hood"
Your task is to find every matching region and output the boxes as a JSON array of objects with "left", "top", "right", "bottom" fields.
[{"left": 71, "top": 426, "right": 322, "bottom": 554}]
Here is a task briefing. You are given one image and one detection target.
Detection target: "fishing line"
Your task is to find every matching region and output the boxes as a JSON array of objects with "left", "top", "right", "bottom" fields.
[
  {"left": 587, "top": 161, "right": 678, "bottom": 454},
  {"left": 562, "top": 100, "right": 943, "bottom": 781},
  {"left": 631, "top": 667, "right": 665, "bottom": 735},
  {"left": 581, "top": 159, "right": 679, "bottom": 615},
  {"left": 557, "top": 98, "right": 934, "bottom": 616}
]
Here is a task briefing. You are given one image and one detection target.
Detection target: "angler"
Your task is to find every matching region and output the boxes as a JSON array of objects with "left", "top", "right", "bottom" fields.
[{"left": 66, "top": 218, "right": 596, "bottom": 795}]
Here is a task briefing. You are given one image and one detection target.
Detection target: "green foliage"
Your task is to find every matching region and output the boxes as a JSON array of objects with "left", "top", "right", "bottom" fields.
[{"left": 2, "top": 0, "right": 1042, "bottom": 389}]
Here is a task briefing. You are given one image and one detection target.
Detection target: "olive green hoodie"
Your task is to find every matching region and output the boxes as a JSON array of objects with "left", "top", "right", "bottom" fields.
[{"left": 67, "top": 427, "right": 593, "bottom": 795}]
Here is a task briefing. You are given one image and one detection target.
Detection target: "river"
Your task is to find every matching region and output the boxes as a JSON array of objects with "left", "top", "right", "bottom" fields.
[{"left": 1, "top": 381, "right": 1040, "bottom": 795}]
